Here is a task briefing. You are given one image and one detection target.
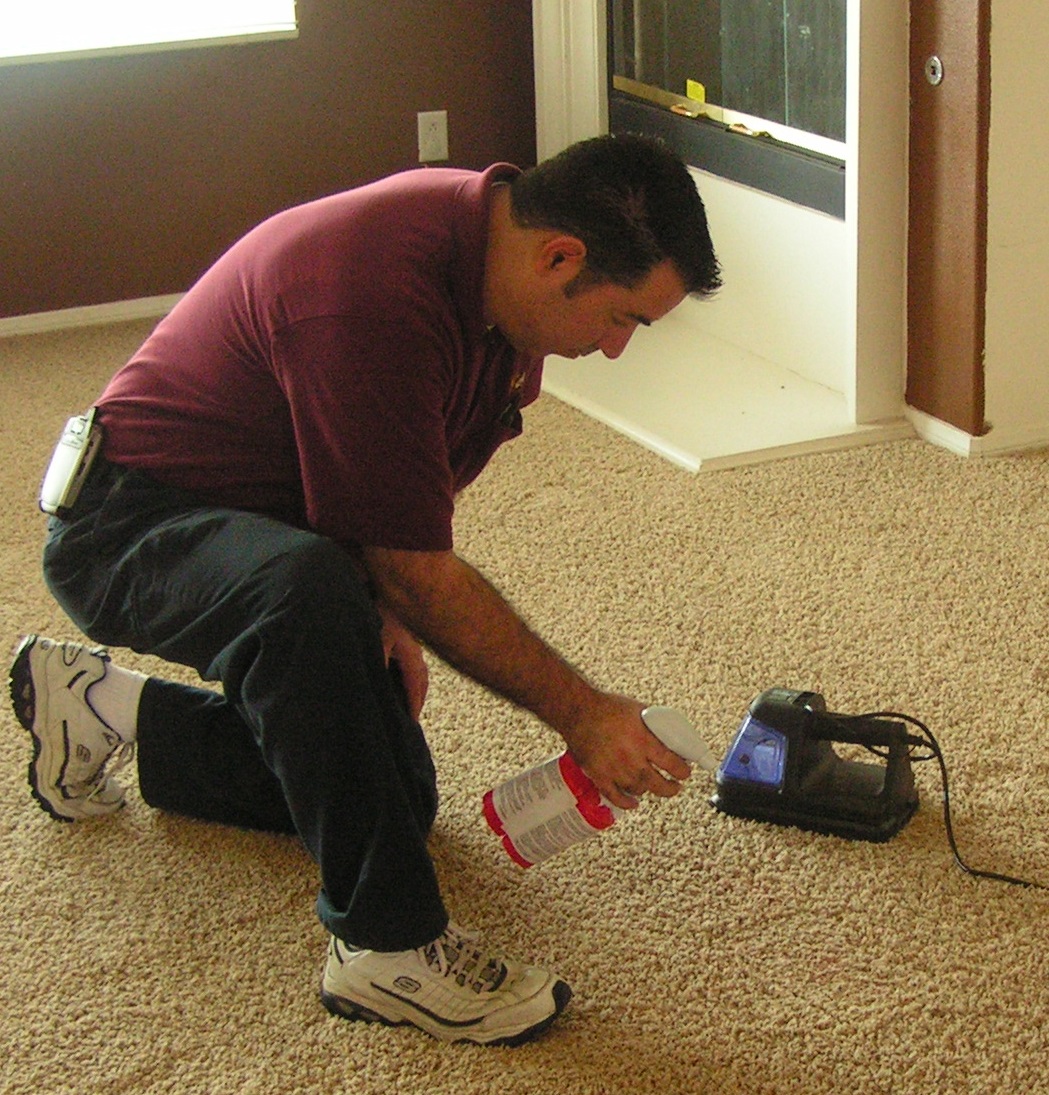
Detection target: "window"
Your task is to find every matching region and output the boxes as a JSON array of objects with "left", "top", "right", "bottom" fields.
[
  {"left": 608, "top": 0, "right": 846, "bottom": 217},
  {"left": 2, "top": 1, "right": 298, "bottom": 67}
]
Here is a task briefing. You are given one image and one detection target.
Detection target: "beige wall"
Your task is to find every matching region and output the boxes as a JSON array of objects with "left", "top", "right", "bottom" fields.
[
  {"left": 1, "top": 0, "right": 536, "bottom": 320},
  {"left": 983, "top": 2, "right": 1049, "bottom": 449}
]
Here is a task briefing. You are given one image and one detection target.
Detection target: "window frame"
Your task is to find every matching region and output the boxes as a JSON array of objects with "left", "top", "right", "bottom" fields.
[{"left": 0, "top": 2, "right": 298, "bottom": 68}]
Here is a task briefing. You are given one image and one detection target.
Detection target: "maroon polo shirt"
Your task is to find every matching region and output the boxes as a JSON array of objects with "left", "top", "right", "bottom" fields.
[{"left": 97, "top": 164, "right": 543, "bottom": 552}]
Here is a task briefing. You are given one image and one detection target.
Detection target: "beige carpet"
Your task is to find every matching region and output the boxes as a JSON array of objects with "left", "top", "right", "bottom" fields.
[{"left": 2, "top": 320, "right": 1047, "bottom": 1095}]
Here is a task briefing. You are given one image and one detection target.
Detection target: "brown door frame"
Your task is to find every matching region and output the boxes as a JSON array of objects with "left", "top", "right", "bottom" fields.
[{"left": 906, "top": 0, "right": 992, "bottom": 436}]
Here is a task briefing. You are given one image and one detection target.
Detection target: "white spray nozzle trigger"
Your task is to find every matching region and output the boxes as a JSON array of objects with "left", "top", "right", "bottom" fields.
[{"left": 641, "top": 706, "right": 719, "bottom": 772}]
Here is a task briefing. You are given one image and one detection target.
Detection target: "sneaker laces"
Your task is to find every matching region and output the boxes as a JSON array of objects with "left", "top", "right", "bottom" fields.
[
  {"left": 422, "top": 925, "right": 508, "bottom": 995},
  {"left": 84, "top": 740, "right": 136, "bottom": 801}
]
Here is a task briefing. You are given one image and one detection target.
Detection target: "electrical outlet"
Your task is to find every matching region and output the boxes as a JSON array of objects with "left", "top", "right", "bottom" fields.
[{"left": 417, "top": 110, "right": 448, "bottom": 163}]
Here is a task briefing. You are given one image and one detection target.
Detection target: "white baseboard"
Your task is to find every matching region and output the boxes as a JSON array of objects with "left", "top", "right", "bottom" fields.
[
  {"left": 0, "top": 294, "right": 183, "bottom": 339},
  {"left": 905, "top": 406, "right": 1049, "bottom": 457}
]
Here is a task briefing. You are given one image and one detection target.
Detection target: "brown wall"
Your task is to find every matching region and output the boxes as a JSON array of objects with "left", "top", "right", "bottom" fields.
[{"left": 1, "top": 1, "right": 536, "bottom": 319}]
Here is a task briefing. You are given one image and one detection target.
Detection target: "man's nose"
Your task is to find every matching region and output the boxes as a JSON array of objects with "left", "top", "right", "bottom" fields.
[{"left": 598, "top": 324, "right": 637, "bottom": 360}]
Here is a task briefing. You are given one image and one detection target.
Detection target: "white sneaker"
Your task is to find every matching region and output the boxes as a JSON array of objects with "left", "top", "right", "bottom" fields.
[
  {"left": 320, "top": 923, "right": 572, "bottom": 1045},
  {"left": 9, "top": 635, "right": 135, "bottom": 821}
]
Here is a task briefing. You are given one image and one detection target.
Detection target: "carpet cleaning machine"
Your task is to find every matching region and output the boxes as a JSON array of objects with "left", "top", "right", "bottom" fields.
[
  {"left": 711, "top": 687, "right": 1045, "bottom": 891},
  {"left": 711, "top": 688, "right": 918, "bottom": 842}
]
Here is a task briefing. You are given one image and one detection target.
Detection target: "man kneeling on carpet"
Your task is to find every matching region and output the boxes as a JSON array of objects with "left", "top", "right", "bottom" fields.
[{"left": 10, "top": 134, "right": 720, "bottom": 1045}]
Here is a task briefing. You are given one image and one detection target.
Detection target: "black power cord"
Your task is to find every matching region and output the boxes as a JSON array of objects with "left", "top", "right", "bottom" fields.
[{"left": 834, "top": 710, "right": 1047, "bottom": 891}]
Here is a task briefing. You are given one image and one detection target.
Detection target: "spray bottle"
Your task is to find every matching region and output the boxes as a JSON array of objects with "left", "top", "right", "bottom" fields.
[{"left": 483, "top": 706, "right": 718, "bottom": 867}]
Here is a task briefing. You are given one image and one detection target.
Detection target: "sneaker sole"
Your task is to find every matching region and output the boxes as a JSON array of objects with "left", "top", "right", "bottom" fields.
[{"left": 319, "top": 978, "right": 572, "bottom": 1047}]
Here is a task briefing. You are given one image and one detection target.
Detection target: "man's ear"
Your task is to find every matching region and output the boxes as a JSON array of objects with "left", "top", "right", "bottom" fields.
[{"left": 537, "top": 234, "right": 587, "bottom": 280}]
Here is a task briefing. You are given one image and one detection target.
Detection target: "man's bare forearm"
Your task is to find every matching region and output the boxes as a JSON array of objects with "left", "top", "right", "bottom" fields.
[
  {"left": 361, "top": 545, "right": 692, "bottom": 808},
  {"left": 362, "top": 546, "right": 601, "bottom": 739}
]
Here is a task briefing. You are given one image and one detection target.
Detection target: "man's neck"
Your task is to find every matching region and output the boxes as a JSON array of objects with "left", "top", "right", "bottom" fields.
[{"left": 482, "top": 184, "right": 518, "bottom": 332}]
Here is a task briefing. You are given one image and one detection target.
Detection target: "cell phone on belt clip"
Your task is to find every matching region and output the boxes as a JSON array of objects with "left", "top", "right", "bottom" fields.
[{"left": 39, "top": 408, "right": 103, "bottom": 517}]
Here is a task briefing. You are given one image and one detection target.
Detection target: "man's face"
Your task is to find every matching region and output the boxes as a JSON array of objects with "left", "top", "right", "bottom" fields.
[{"left": 508, "top": 259, "right": 688, "bottom": 360}]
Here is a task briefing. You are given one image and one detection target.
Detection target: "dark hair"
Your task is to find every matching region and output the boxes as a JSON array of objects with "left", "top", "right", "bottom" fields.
[{"left": 509, "top": 133, "right": 721, "bottom": 297}]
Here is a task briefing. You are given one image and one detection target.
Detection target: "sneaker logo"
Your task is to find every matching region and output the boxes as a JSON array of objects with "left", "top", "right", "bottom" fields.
[
  {"left": 392, "top": 976, "right": 421, "bottom": 995},
  {"left": 374, "top": 982, "right": 486, "bottom": 1031}
]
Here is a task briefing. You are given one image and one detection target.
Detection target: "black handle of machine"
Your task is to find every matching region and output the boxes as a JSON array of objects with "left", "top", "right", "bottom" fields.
[{"left": 806, "top": 714, "right": 906, "bottom": 750}]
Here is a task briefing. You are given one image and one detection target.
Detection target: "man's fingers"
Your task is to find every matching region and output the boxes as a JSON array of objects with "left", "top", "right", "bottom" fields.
[
  {"left": 642, "top": 767, "right": 687, "bottom": 799},
  {"left": 614, "top": 763, "right": 687, "bottom": 804}
]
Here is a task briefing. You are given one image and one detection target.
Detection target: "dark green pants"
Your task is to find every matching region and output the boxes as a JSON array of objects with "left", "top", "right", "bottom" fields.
[{"left": 42, "top": 456, "right": 447, "bottom": 952}]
